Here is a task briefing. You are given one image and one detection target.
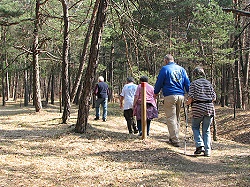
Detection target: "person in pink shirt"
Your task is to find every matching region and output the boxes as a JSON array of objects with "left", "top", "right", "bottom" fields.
[{"left": 133, "top": 76, "right": 158, "bottom": 136}]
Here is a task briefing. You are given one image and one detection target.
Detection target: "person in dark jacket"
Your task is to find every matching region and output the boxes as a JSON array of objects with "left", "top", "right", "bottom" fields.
[
  {"left": 94, "top": 76, "right": 109, "bottom": 122},
  {"left": 186, "top": 66, "right": 216, "bottom": 157}
]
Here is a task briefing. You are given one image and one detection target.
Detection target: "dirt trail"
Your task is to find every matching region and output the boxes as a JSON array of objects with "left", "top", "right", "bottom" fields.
[{"left": 0, "top": 101, "right": 249, "bottom": 187}]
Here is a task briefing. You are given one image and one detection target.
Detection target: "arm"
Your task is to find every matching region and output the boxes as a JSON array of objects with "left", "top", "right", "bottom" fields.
[
  {"left": 133, "top": 95, "right": 139, "bottom": 108},
  {"left": 154, "top": 68, "right": 164, "bottom": 94},
  {"left": 186, "top": 97, "right": 193, "bottom": 106},
  {"left": 183, "top": 69, "right": 190, "bottom": 93},
  {"left": 120, "top": 96, "right": 124, "bottom": 109},
  {"left": 93, "top": 84, "right": 98, "bottom": 95}
]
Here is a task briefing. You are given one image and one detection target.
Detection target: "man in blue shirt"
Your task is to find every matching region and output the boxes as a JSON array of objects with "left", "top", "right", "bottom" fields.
[
  {"left": 154, "top": 54, "right": 190, "bottom": 147},
  {"left": 94, "top": 76, "right": 109, "bottom": 122}
]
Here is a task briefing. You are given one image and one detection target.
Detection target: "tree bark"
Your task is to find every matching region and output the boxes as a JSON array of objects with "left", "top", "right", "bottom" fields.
[
  {"left": 232, "top": 0, "right": 242, "bottom": 109},
  {"left": 32, "top": 0, "right": 42, "bottom": 112},
  {"left": 75, "top": 0, "right": 108, "bottom": 133},
  {"left": 70, "top": 0, "right": 100, "bottom": 102},
  {"left": 61, "top": 0, "right": 71, "bottom": 124},
  {"left": 24, "top": 63, "right": 29, "bottom": 106},
  {"left": 1, "top": 26, "right": 7, "bottom": 106},
  {"left": 220, "top": 64, "right": 226, "bottom": 107},
  {"left": 108, "top": 42, "right": 114, "bottom": 102},
  {"left": 51, "top": 73, "right": 55, "bottom": 104},
  {"left": 1, "top": 62, "right": 5, "bottom": 106}
]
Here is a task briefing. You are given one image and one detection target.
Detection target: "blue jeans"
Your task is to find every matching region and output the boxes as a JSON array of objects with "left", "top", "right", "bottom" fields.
[
  {"left": 192, "top": 116, "right": 213, "bottom": 155},
  {"left": 95, "top": 98, "right": 108, "bottom": 120},
  {"left": 137, "top": 119, "right": 151, "bottom": 136}
]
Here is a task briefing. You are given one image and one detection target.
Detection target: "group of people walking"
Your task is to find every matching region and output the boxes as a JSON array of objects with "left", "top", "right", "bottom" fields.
[{"left": 93, "top": 54, "right": 216, "bottom": 157}]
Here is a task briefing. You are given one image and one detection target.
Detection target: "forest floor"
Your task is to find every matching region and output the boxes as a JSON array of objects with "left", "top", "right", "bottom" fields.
[{"left": 0, "top": 100, "right": 249, "bottom": 187}]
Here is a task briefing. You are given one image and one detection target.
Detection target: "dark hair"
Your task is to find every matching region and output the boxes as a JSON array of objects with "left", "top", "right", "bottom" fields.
[
  {"left": 126, "top": 77, "right": 134, "bottom": 83},
  {"left": 140, "top": 76, "right": 148, "bottom": 82},
  {"left": 193, "top": 66, "right": 206, "bottom": 79}
]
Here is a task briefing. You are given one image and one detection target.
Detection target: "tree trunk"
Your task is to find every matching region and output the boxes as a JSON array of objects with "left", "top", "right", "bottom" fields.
[
  {"left": 29, "top": 67, "right": 32, "bottom": 103},
  {"left": 61, "top": 0, "right": 71, "bottom": 124},
  {"left": 70, "top": 0, "right": 100, "bottom": 102},
  {"left": 51, "top": 73, "right": 55, "bottom": 104},
  {"left": 233, "top": 0, "right": 242, "bottom": 109},
  {"left": 75, "top": 0, "right": 108, "bottom": 133},
  {"left": 1, "top": 63, "right": 5, "bottom": 106},
  {"left": 108, "top": 42, "right": 114, "bottom": 102},
  {"left": 24, "top": 66, "right": 29, "bottom": 106},
  {"left": 32, "top": 0, "right": 42, "bottom": 112},
  {"left": 1, "top": 26, "right": 7, "bottom": 106},
  {"left": 5, "top": 71, "right": 10, "bottom": 101},
  {"left": 46, "top": 74, "right": 51, "bottom": 104},
  {"left": 241, "top": 8, "right": 250, "bottom": 109},
  {"left": 220, "top": 64, "right": 226, "bottom": 107},
  {"left": 13, "top": 72, "right": 18, "bottom": 102}
]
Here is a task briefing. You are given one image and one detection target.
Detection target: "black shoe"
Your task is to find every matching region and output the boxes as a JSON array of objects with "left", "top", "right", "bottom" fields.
[
  {"left": 134, "top": 130, "right": 138, "bottom": 134},
  {"left": 102, "top": 119, "right": 107, "bottom": 122},
  {"left": 204, "top": 153, "right": 211, "bottom": 157},
  {"left": 194, "top": 146, "right": 205, "bottom": 155},
  {"left": 169, "top": 139, "right": 180, "bottom": 147},
  {"left": 94, "top": 117, "right": 99, "bottom": 120}
]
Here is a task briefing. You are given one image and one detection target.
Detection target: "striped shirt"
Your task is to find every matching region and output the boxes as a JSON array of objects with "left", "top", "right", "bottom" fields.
[{"left": 188, "top": 78, "right": 216, "bottom": 119}]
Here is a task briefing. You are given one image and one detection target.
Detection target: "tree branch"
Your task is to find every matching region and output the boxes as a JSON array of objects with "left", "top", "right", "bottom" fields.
[
  {"left": 0, "top": 18, "right": 34, "bottom": 26},
  {"left": 222, "top": 8, "right": 250, "bottom": 17}
]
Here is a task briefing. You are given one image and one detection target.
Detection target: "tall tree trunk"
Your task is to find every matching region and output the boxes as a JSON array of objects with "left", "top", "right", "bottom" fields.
[
  {"left": 13, "top": 72, "right": 18, "bottom": 102},
  {"left": 70, "top": 0, "right": 100, "bottom": 102},
  {"left": 51, "top": 73, "right": 55, "bottom": 105},
  {"left": 29, "top": 67, "right": 32, "bottom": 103},
  {"left": 46, "top": 74, "right": 51, "bottom": 104},
  {"left": 5, "top": 71, "right": 10, "bottom": 101},
  {"left": 241, "top": 7, "right": 250, "bottom": 109},
  {"left": 108, "top": 42, "right": 114, "bottom": 102},
  {"left": 233, "top": 0, "right": 242, "bottom": 109},
  {"left": 1, "top": 26, "right": 7, "bottom": 106},
  {"left": 24, "top": 64, "right": 29, "bottom": 106},
  {"left": 221, "top": 64, "right": 226, "bottom": 107},
  {"left": 75, "top": 0, "right": 108, "bottom": 133},
  {"left": 225, "top": 63, "right": 231, "bottom": 106},
  {"left": 32, "top": 0, "right": 42, "bottom": 112},
  {"left": 1, "top": 62, "right": 5, "bottom": 106},
  {"left": 61, "top": 0, "right": 71, "bottom": 124}
]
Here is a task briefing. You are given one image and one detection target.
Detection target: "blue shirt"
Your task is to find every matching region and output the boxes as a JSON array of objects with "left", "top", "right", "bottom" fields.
[
  {"left": 95, "top": 82, "right": 109, "bottom": 98},
  {"left": 154, "top": 62, "right": 190, "bottom": 96}
]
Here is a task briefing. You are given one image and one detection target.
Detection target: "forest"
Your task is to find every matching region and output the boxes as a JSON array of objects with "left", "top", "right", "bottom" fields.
[
  {"left": 0, "top": 1, "right": 250, "bottom": 186},
  {"left": 0, "top": 0, "right": 249, "bottom": 133}
]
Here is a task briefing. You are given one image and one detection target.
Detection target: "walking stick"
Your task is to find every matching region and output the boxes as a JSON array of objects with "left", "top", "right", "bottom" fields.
[
  {"left": 183, "top": 104, "right": 188, "bottom": 155},
  {"left": 212, "top": 116, "right": 217, "bottom": 141}
]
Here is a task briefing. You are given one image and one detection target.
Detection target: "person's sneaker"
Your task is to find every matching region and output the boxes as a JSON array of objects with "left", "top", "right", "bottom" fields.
[
  {"left": 134, "top": 130, "right": 138, "bottom": 134},
  {"left": 169, "top": 139, "right": 180, "bottom": 147},
  {"left": 102, "top": 119, "right": 107, "bottom": 122},
  {"left": 204, "top": 151, "right": 211, "bottom": 157},
  {"left": 94, "top": 117, "right": 99, "bottom": 120},
  {"left": 194, "top": 146, "right": 205, "bottom": 155}
]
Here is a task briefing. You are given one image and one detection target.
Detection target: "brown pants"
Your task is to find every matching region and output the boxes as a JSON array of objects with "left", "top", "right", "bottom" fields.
[{"left": 163, "top": 95, "right": 184, "bottom": 143}]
